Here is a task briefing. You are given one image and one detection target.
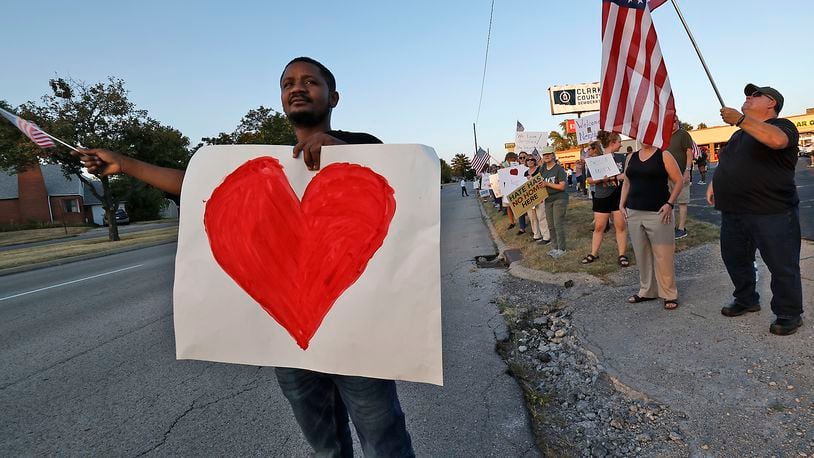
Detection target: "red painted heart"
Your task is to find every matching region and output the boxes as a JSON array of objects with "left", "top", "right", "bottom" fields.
[{"left": 203, "top": 157, "right": 396, "bottom": 350}]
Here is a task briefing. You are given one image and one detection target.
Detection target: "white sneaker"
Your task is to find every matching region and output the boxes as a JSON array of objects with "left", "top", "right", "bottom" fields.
[{"left": 551, "top": 249, "right": 567, "bottom": 259}]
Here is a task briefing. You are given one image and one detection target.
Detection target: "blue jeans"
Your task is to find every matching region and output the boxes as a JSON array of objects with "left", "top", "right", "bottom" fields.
[
  {"left": 518, "top": 213, "right": 527, "bottom": 231},
  {"left": 720, "top": 208, "right": 803, "bottom": 318},
  {"left": 275, "top": 368, "right": 414, "bottom": 457}
]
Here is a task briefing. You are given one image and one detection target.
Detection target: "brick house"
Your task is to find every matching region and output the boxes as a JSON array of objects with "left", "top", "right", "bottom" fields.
[{"left": 0, "top": 163, "right": 116, "bottom": 226}]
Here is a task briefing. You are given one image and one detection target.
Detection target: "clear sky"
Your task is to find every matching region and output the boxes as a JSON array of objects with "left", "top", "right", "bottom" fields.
[{"left": 3, "top": 1, "right": 811, "bottom": 163}]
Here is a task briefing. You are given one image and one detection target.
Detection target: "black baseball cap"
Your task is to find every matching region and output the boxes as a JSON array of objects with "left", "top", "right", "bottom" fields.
[{"left": 744, "top": 83, "right": 784, "bottom": 114}]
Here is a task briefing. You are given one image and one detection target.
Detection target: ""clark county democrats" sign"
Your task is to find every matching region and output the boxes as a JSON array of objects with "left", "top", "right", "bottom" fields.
[{"left": 548, "top": 82, "right": 601, "bottom": 115}]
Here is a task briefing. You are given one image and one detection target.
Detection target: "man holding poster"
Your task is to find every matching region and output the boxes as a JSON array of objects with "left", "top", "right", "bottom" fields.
[{"left": 76, "top": 57, "right": 416, "bottom": 457}]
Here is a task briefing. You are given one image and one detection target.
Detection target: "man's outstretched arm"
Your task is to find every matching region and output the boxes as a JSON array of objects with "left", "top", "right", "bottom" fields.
[{"left": 75, "top": 149, "right": 185, "bottom": 196}]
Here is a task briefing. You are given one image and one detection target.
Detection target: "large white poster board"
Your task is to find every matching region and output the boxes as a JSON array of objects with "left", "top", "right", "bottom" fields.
[
  {"left": 575, "top": 113, "right": 601, "bottom": 144},
  {"left": 497, "top": 164, "right": 529, "bottom": 196},
  {"left": 514, "top": 131, "right": 547, "bottom": 156},
  {"left": 174, "top": 144, "right": 442, "bottom": 385},
  {"left": 585, "top": 154, "right": 621, "bottom": 179}
]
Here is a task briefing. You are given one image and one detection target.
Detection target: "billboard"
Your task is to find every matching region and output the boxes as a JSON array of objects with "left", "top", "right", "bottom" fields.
[{"left": 548, "top": 82, "right": 601, "bottom": 115}]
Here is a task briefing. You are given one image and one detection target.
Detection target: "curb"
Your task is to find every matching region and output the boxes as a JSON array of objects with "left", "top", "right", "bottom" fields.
[
  {"left": 0, "top": 239, "right": 177, "bottom": 277},
  {"left": 477, "top": 199, "right": 604, "bottom": 288}
]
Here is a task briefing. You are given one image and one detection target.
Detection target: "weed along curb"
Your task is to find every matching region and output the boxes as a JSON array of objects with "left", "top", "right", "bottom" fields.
[
  {"left": 477, "top": 197, "right": 604, "bottom": 289},
  {"left": 477, "top": 198, "right": 690, "bottom": 456}
]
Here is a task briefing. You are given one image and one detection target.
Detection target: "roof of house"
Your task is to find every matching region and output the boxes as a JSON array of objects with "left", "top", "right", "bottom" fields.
[
  {"left": 0, "top": 168, "right": 18, "bottom": 199},
  {"left": 83, "top": 181, "right": 104, "bottom": 205},
  {"left": 41, "top": 164, "right": 83, "bottom": 196},
  {"left": 0, "top": 163, "right": 87, "bottom": 200}
]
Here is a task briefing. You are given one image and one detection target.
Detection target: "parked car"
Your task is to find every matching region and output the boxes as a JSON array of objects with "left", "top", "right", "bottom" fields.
[{"left": 103, "top": 208, "right": 130, "bottom": 226}]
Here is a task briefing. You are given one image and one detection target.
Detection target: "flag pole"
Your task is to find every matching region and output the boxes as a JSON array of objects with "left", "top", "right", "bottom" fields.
[
  {"left": 41, "top": 132, "right": 82, "bottom": 153},
  {"left": 668, "top": 0, "right": 725, "bottom": 107}
]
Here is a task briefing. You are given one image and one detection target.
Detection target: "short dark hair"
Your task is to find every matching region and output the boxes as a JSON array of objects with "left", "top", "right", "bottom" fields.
[{"left": 281, "top": 57, "right": 336, "bottom": 92}]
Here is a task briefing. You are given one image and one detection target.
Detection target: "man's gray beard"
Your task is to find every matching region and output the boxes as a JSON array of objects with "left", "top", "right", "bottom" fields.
[{"left": 288, "top": 109, "right": 329, "bottom": 128}]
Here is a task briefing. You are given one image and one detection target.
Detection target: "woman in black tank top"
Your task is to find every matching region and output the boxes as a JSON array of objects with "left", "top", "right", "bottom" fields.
[{"left": 619, "top": 144, "right": 684, "bottom": 310}]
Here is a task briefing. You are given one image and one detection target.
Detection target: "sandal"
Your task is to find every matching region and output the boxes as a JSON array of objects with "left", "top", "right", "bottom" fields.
[
  {"left": 581, "top": 254, "right": 599, "bottom": 264},
  {"left": 628, "top": 295, "right": 657, "bottom": 304},
  {"left": 664, "top": 299, "right": 679, "bottom": 310},
  {"left": 618, "top": 255, "right": 630, "bottom": 267}
]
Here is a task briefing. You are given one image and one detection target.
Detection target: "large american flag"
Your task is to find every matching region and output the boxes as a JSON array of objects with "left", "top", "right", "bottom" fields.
[
  {"left": 0, "top": 107, "right": 56, "bottom": 148},
  {"left": 471, "top": 147, "right": 490, "bottom": 174},
  {"left": 600, "top": 0, "right": 675, "bottom": 150}
]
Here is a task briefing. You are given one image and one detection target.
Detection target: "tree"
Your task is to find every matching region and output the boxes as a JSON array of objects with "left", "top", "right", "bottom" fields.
[
  {"left": 0, "top": 77, "right": 191, "bottom": 241},
  {"left": 548, "top": 120, "right": 578, "bottom": 151},
  {"left": 111, "top": 176, "right": 168, "bottom": 221},
  {"left": 680, "top": 121, "right": 694, "bottom": 131},
  {"left": 697, "top": 122, "right": 708, "bottom": 130},
  {"left": 450, "top": 153, "right": 473, "bottom": 179},
  {"left": 202, "top": 106, "right": 296, "bottom": 146},
  {"left": 440, "top": 159, "right": 452, "bottom": 183}
]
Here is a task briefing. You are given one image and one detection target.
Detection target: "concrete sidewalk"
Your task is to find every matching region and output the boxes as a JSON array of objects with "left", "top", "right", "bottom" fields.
[
  {"left": 568, "top": 240, "right": 813, "bottom": 456},
  {"left": 400, "top": 185, "right": 538, "bottom": 456}
]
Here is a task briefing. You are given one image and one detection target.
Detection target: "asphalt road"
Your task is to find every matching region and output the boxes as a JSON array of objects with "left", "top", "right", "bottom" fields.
[
  {"left": 687, "top": 157, "right": 814, "bottom": 240},
  {"left": 0, "top": 187, "right": 537, "bottom": 455}
]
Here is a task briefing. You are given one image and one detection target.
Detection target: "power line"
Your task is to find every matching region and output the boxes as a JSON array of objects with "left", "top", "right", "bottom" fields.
[{"left": 474, "top": 0, "right": 495, "bottom": 126}]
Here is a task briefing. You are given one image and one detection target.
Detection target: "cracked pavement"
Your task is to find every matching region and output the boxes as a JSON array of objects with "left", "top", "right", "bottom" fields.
[{"left": 0, "top": 185, "right": 538, "bottom": 456}]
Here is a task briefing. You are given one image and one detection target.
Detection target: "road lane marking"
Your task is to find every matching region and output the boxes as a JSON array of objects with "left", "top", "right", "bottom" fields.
[{"left": 0, "top": 264, "right": 144, "bottom": 302}]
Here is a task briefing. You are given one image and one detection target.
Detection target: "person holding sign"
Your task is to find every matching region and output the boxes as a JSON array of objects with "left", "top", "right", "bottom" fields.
[
  {"left": 619, "top": 144, "right": 684, "bottom": 310},
  {"left": 75, "top": 57, "right": 416, "bottom": 457},
  {"left": 582, "top": 132, "right": 629, "bottom": 267},
  {"left": 523, "top": 155, "right": 551, "bottom": 243},
  {"left": 540, "top": 148, "right": 569, "bottom": 258}
]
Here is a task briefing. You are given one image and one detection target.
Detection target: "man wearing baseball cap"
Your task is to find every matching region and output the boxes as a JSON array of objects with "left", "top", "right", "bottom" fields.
[{"left": 708, "top": 83, "right": 803, "bottom": 335}]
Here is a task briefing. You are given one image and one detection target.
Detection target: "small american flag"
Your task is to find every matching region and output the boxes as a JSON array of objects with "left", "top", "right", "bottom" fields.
[
  {"left": 0, "top": 107, "right": 56, "bottom": 148},
  {"left": 691, "top": 140, "right": 701, "bottom": 159},
  {"left": 600, "top": 0, "right": 676, "bottom": 150},
  {"left": 516, "top": 121, "right": 525, "bottom": 132},
  {"left": 471, "top": 147, "right": 490, "bottom": 174}
]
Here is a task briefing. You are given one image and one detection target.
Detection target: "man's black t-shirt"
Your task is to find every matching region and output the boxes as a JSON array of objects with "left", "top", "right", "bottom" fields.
[
  {"left": 326, "top": 130, "right": 382, "bottom": 145},
  {"left": 713, "top": 118, "right": 799, "bottom": 214}
]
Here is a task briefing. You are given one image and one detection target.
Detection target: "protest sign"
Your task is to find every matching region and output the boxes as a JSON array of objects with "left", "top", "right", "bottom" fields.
[
  {"left": 479, "top": 189, "right": 491, "bottom": 198},
  {"left": 481, "top": 173, "right": 491, "bottom": 190},
  {"left": 514, "top": 131, "right": 547, "bottom": 156},
  {"left": 575, "top": 113, "right": 601, "bottom": 144},
  {"left": 489, "top": 174, "right": 502, "bottom": 198},
  {"left": 507, "top": 173, "right": 549, "bottom": 217},
  {"left": 585, "top": 153, "right": 621, "bottom": 180},
  {"left": 175, "top": 144, "right": 442, "bottom": 385},
  {"left": 497, "top": 165, "right": 528, "bottom": 196}
]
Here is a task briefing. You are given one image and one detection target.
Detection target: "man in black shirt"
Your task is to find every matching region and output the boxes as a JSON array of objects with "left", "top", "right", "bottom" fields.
[
  {"left": 709, "top": 83, "right": 803, "bottom": 335},
  {"left": 77, "top": 57, "right": 415, "bottom": 456}
]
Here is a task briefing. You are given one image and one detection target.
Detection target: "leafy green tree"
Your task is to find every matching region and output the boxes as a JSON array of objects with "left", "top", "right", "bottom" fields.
[
  {"left": 440, "top": 159, "right": 452, "bottom": 183},
  {"left": 680, "top": 121, "right": 694, "bottom": 131},
  {"left": 696, "top": 122, "right": 708, "bottom": 130},
  {"left": 0, "top": 77, "right": 190, "bottom": 241},
  {"left": 111, "top": 176, "right": 168, "bottom": 221},
  {"left": 202, "top": 106, "right": 296, "bottom": 146},
  {"left": 548, "top": 120, "right": 578, "bottom": 151},
  {"left": 450, "top": 153, "right": 473, "bottom": 179}
]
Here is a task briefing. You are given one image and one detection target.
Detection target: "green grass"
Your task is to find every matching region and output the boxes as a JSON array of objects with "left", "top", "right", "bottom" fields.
[
  {"left": 482, "top": 196, "right": 719, "bottom": 278},
  {"left": 0, "top": 226, "right": 93, "bottom": 247},
  {"left": 0, "top": 227, "right": 178, "bottom": 270}
]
